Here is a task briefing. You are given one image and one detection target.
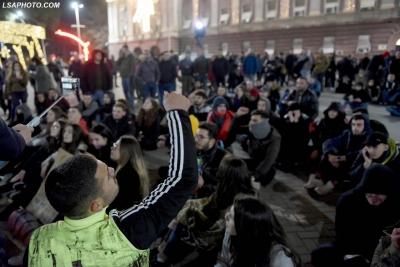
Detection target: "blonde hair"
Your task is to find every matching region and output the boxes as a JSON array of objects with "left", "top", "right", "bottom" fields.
[{"left": 116, "top": 136, "right": 149, "bottom": 199}]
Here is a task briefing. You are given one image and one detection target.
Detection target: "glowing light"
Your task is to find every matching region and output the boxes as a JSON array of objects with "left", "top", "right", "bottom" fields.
[
  {"left": 195, "top": 21, "right": 203, "bottom": 30},
  {"left": 133, "top": 0, "right": 154, "bottom": 32},
  {"left": 17, "top": 11, "right": 23, "bottom": 17},
  {"left": 231, "top": 0, "right": 240, "bottom": 24},
  {"left": 343, "top": 0, "right": 355, "bottom": 12},
  {"left": 12, "top": 45, "right": 26, "bottom": 69},
  {"left": 280, "top": 0, "right": 290, "bottom": 18},
  {"left": 0, "top": 21, "right": 46, "bottom": 39},
  {"left": 1, "top": 46, "right": 10, "bottom": 58},
  {"left": 55, "top": 30, "right": 90, "bottom": 61},
  {"left": 71, "top": 2, "right": 77, "bottom": 8}
]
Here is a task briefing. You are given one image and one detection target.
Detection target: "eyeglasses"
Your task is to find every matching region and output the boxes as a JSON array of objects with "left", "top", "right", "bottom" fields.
[
  {"left": 112, "top": 143, "right": 120, "bottom": 150},
  {"left": 195, "top": 135, "right": 210, "bottom": 141}
]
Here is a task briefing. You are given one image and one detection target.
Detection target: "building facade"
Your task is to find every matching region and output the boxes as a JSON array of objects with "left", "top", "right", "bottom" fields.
[{"left": 107, "top": 0, "right": 400, "bottom": 58}]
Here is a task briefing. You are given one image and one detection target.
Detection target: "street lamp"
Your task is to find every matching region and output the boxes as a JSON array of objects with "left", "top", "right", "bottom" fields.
[
  {"left": 14, "top": 11, "right": 47, "bottom": 60},
  {"left": 71, "top": 2, "right": 84, "bottom": 57},
  {"left": 195, "top": 21, "right": 205, "bottom": 49}
]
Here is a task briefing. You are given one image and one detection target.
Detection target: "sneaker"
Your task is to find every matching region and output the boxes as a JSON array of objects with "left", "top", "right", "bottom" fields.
[
  {"left": 304, "top": 174, "right": 324, "bottom": 189},
  {"left": 8, "top": 251, "right": 24, "bottom": 266},
  {"left": 314, "top": 181, "right": 334, "bottom": 195}
]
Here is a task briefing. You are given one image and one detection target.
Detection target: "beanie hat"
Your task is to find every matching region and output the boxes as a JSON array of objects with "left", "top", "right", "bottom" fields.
[
  {"left": 358, "top": 164, "right": 396, "bottom": 195},
  {"left": 212, "top": 96, "right": 229, "bottom": 111}
]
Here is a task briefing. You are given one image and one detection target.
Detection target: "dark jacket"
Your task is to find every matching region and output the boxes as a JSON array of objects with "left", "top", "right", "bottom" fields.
[
  {"left": 312, "top": 102, "right": 347, "bottom": 153},
  {"left": 344, "top": 89, "right": 372, "bottom": 103},
  {"left": 212, "top": 57, "right": 229, "bottom": 77},
  {"left": 136, "top": 59, "right": 160, "bottom": 83},
  {"left": 158, "top": 59, "right": 177, "bottom": 84},
  {"left": 349, "top": 139, "right": 400, "bottom": 187},
  {"left": 179, "top": 58, "right": 194, "bottom": 76},
  {"left": 197, "top": 145, "right": 229, "bottom": 198},
  {"left": 87, "top": 143, "right": 116, "bottom": 170},
  {"left": 322, "top": 114, "right": 372, "bottom": 164},
  {"left": 68, "top": 60, "right": 84, "bottom": 80},
  {"left": 285, "top": 54, "right": 297, "bottom": 72},
  {"left": 6, "top": 72, "right": 28, "bottom": 93},
  {"left": 367, "top": 55, "right": 385, "bottom": 73},
  {"left": 136, "top": 113, "right": 160, "bottom": 150},
  {"left": 106, "top": 163, "right": 141, "bottom": 213},
  {"left": 242, "top": 54, "right": 259, "bottom": 75},
  {"left": 283, "top": 89, "right": 319, "bottom": 121},
  {"left": 193, "top": 55, "right": 209, "bottom": 75},
  {"left": 117, "top": 52, "right": 136, "bottom": 78},
  {"left": 0, "top": 117, "right": 25, "bottom": 160},
  {"left": 371, "top": 220, "right": 400, "bottom": 267},
  {"left": 102, "top": 114, "right": 136, "bottom": 139},
  {"left": 47, "top": 62, "right": 63, "bottom": 82},
  {"left": 335, "top": 180, "right": 400, "bottom": 261},
  {"left": 81, "top": 60, "right": 112, "bottom": 93},
  {"left": 94, "top": 91, "right": 115, "bottom": 122}
]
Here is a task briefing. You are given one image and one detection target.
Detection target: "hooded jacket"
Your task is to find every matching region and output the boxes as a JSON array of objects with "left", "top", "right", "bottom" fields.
[
  {"left": 334, "top": 165, "right": 400, "bottom": 261},
  {"left": 322, "top": 114, "right": 372, "bottom": 164},
  {"left": 371, "top": 219, "right": 400, "bottom": 267},
  {"left": 81, "top": 50, "right": 112, "bottom": 93},
  {"left": 312, "top": 102, "right": 347, "bottom": 152},
  {"left": 102, "top": 114, "right": 136, "bottom": 139},
  {"left": 349, "top": 139, "right": 400, "bottom": 187},
  {"left": 95, "top": 91, "right": 115, "bottom": 122}
]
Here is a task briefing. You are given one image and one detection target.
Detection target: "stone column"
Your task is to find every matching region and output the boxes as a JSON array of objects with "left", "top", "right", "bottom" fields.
[
  {"left": 107, "top": 0, "right": 119, "bottom": 43},
  {"left": 254, "top": 0, "right": 264, "bottom": 22},
  {"left": 211, "top": 0, "right": 219, "bottom": 27}
]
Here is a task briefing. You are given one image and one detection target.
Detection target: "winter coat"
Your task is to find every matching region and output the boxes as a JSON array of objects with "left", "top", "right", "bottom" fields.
[
  {"left": 242, "top": 54, "right": 259, "bottom": 75},
  {"left": 158, "top": 60, "right": 177, "bottom": 84},
  {"left": 206, "top": 110, "right": 235, "bottom": 142},
  {"left": 344, "top": 89, "right": 372, "bottom": 103},
  {"left": 81, "top": 60, "right": 112, "bottom": 93},
  {"left": 68, "top": 61, "right": 84, "bottom": 80},
  {"left": 371, "top": 220, "right": 400, "bottom": 267},
  {"left": 298, "top": 54, "right": 313, "bottom": 71},
  {"left": 47, "top": 62, "right": 63, "bottom": 82},
  {"left": 285, "top": 54, "right": 297, "bottom": 72},
  {"left": 197, "top": 145, "right": 229, "bottom": 198},
  {"left": 78, "top": 100, "right": 99, "bottom": 124},
  {"left": 31, "top": 64, "right": 53, "bottom": 93},
  {"left": 102, "top": 114, "right": 136, "bottom": 139},
  {"left": 284, "top": 89, "right": 319, "bottom": 121},
  {"left": 117, "top": 52, "right": 136, "bottom": 78},
  {"left": 7, "top": 71, "right": 28, "bottom": 93},
  {"left": 193, "top": 56, "right": 209, "bottom": 75},
  {"left": 179, "top": 58, "right": 194, "bottom": 76},
  {"left": 313, "top": 54, "right": 330, "bottom": 74},
  {"left": 136, "top": 59, "right": 160, "bottom": 83},
  {"left": 367, "top": 55, "right": 385, "bottom": 73},
  {"left": 322, "top": 114, "right": 372, "bottom": 164},
  {"left": 349, "top": 139, "right": 400, "bottom": 187},
  {"left": 212, "top": 57, "right": 229, "bottom": 77}
]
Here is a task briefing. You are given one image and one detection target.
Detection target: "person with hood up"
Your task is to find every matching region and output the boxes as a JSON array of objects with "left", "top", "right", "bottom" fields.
[
  {"left": 9, "top": 103, "right": 41, "bottom": 136},
  {"left": 309, "top": 102, "right": 348, "bottom": 160},
  {"left": 305, "top": 114, "right": 372, "bottom": 195},
  {"left": 312, "top": 165, "right": 400, "bottom": 267},
  {"left": 226, "top": 110, "right": 281, "bottom": 187},
  {"left": 349, "top": 132, "right": 400, "bottom": 188},
  {"left": 81, "top": 50, "right": 112, "bottom": 105},
  {"left": 206, "top": 96, "right": 234, "bottom": 143},
  {"left": 256, "top": 97, "right": 279, "bottom": 128},
  {"left": 371, "top": 219, "right": 400, "bottom": 267}
]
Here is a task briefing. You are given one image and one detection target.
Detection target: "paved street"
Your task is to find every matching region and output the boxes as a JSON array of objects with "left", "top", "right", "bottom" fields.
[{"left": 1, "top": 78, "right": 399, "bottom": 266}]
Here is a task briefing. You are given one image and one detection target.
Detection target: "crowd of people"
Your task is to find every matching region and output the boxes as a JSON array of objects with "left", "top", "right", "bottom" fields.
[{"left": 0, "top": 45, "right": 400, "bottom": 267}]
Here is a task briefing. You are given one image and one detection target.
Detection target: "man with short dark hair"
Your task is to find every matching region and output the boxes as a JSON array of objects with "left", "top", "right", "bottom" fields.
[
  {"left": 212, "top": 49, "right": 229, "bottom": 87},
  {"left": 188, "top": 89, "right": 212, "bottom": 121},
  {"left": 102, "top": 102, "right": 135, "bottom": 139},
  {"left": 196, "top": 121, "right": 228, "bottom": 197},
  {"left": 280, "top": 77, "right": 319, "bottom": 121},
  {"left": 179, "top": 51, "right": 194, "bottom": 96},
  {"left": 136, "top": 50, "right": 161, "bottom": 99},
  {"left": 68, "top": 106, "right": 89, "bottom": 132},
  {"left": 227, "top": 109, "right": 281, "bottom": 187},
  {"left": 349, "top": 131, "right": 400, "bottom": 188},
  {"left": 78, "top": 92, "right": 99, "bottom": 124},
  {"left": 24, "top": 92, "right": 197, "bottom": 266}
]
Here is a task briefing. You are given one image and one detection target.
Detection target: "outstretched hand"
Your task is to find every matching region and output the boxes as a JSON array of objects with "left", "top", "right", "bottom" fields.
[{"left": 163, "top": 92, "right": 190, "bottom": 112}]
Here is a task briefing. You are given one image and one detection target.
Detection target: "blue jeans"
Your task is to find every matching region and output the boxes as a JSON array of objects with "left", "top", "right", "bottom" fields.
[
  {"left": 349, "top": 102, "right": 369, "bottom": 111},
  {"left": 92, "top": 90, "right": 104, "bottom": 105},
  {"left": 300, "top": 70, "right": 311, "bottom": 80},
  {"left": 196, "top": 74, "right": 207, "bottom": 88},
  {"left": 122, "top": 77, "right": 134, "bottom": 107},
  {"left": 158, "top": 83, "right": 175, "bottom": 105},
  {"left": 381, "top": 90, "right": 399, "bottom": 104},
  {"left": 11, "top": 91, "right": 28, "bottom": 120},
  {"left": 387, "top": 106, "right": 400, "bottom": 117},
  {"left": 142, "top": 82, "right": 158, "bottom": 99}
]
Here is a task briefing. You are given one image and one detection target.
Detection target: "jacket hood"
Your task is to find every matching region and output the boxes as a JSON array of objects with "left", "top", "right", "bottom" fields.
[
  {"left": 349, "top": 113, "right": 372, "bottom": 137},
  {"left": 213, "top": 96, "right": 229, "bottom": 110},
  {"left": 104, "top": 91, "right": 115, "bottom": 106},
  {"left": 323, "top": 102, "right": 346, "bottom": 121},
  {"left": 356, "top": 164, "right": 396, "bottom": 196},
  {"left": 377, "top": 139, "right": 399, "bottom": 165},
  {"left": 259, "top": 98, "right": 272, "bottom": 112},
  {"left": 14, "top": 103, "right": 32, "bottom": 123}
]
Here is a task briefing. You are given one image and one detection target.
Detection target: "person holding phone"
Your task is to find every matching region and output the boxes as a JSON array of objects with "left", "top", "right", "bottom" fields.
[
  {"left": 349, "top": 132, "right": 400, "bottom": 188},
  {"left": 371, "top": 226, "right": 400, "bottom": 266}
]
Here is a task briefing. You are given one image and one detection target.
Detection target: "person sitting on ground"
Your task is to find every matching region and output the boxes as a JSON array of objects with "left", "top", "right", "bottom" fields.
[
  {"left": 352, "top": 107, "right": 389, "bottom": 136},
  {"left": 262, "top": 76, "right": 281, "bottom": 110},
  {"left": 108, "top": 135, "right": 150, "bottom": 212},
  {"left": 35, "top": 92, "right": 51, "bottom": 117},
  {"left": 136, "top": 98, "right": 161, "bottom": 151},
  {"left": 244, "top": 79, "right": 260, "bottom": 99},
  {"left": 24, "top": 92, "right": 198, "bottom": 266},
  {"left": 78, "top": 91, "right": 99, "bottom": 127},
  {"left": 206, "top": 96, "right": 235, "bottom": 143},
  {"left": 206, "top": 86, "right": 232, "bottom": 109},
  {"left": 232, "top": 85, "right": 255, "bottom": 112},
  {"left": 380, "top": 73, "right": 400, "bottom": 105},
  {"left": 305, "top": 114, "right": 372, "bottom": 195},
  {"left": 257, "top": 97, "right": 279, "bottom": 128},
  {"left": 276, "top": 102, "right": 311, "bottom": 172},
  {"left": 278, "top": 81, "right": 296, "bottom": 111},
  {"left": 94, "top": 91, "right": 115, "bottom": 122},
  {"left": 188, "top": 89, "right": 212, "bottom": 121},
  {"left": 311, "top": 165, "right": 400, "bottom": 267},
  {"left": 226, "top": 110, "right": 281, "bottom": 187},
  {"left": 309, "top": 75, "right": 322, "bottom": 97},
  {"left": 68, "top": 105, "right": 89, "bottom": 132},
  {"left": 152, "top": 155, "right": 255, "bottom": 267},
  {"left": 102, "top": 102, "right": 136, "bottom": 139},
  {"left": 336, "top": 75, "right": 352, "bottom": 94},
  {"left": 386, "top": 92, "right": 400, "bottom": 117},
  {"left": 48, "top": 88, "right": 70, "bottom": 113},
  {"left": 216, "top": 195, "right": 303, "bottom": 267},
  {"left": 367, "top": 79, "right": 380, "bottom": 104},
  {"left": 371, "top": 219, "right": 400, "bottom": 267},
  {"left": 9, "top": 103, "right": 41, "bottom": 136},
  {"left": 309, "top": 102, "right": 348, "bottom": 162},
  {"left": 279, "top": 77, "right": 319, "bottom": 121},
  {"left": 349, "top": 131, "right": 400, "bottom": 188},
  {"left": 88, "top": 123, "right": 117, "bottom": 168},
  {"left": 344, "top": 82, "right": 371, "bottom": 111}
]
